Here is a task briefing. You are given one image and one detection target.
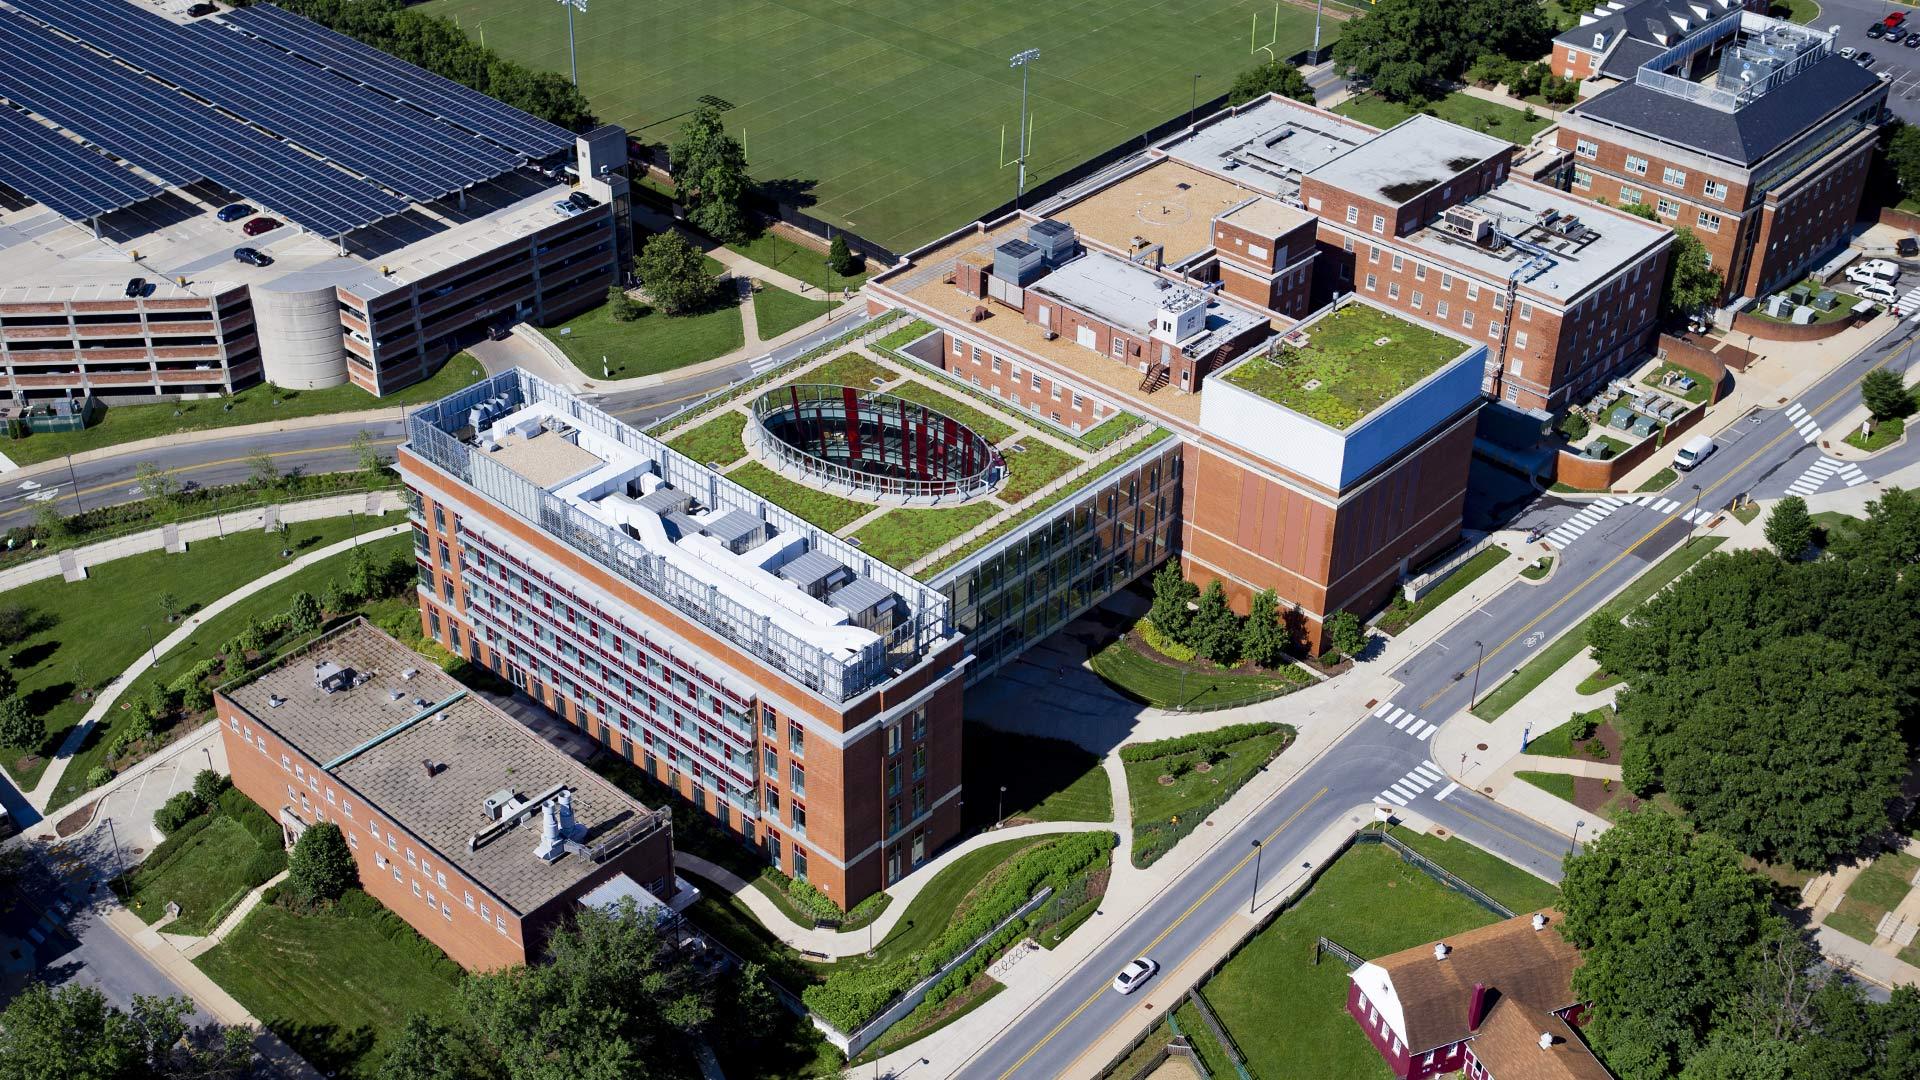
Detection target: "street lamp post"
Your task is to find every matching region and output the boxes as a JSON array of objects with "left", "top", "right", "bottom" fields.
[
  {"left": 65, "top": 453, "right": 85, "bottom": 514},
  {"left": 1009, "top": 49, "right": 1041, "bottom": 209},
  {"left": 998, "top": 784, "right": 1007, "bottom": 824},
  {"left": 1687, "top": 483, "right": 1703, "bottom": 543},
  {"left": 1468, "top": 639, "right": 1485, "bottom": 709},
  {"left": 105, "top": 817, "right": 124, "bottom": 879},
  {"left": 1570, "top": 819, "right": 1587, "bottom": 856},
  {"left": 1313, "top": 0, "right": 1326, "bottom": 55},
  {"left": 1248, "top": 839, "right": 1263, "bottom": 914},
  {"left": 554, "top": 0, "right": 588, "bottom": 88},
  {"left": 1189, "top": 73, "right": 1202, "bottom": 131}
]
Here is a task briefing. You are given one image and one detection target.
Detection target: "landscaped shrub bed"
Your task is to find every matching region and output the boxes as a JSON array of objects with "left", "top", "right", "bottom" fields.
[
  {"left": 801, "top": 831, "right": 1115, "bottom": 1032},
  {"left": 4, "top": 472, "right": 394, "bottom": 558},
  {"left": 1125, "top": 723, "right": 1296, "bottom": 868}
]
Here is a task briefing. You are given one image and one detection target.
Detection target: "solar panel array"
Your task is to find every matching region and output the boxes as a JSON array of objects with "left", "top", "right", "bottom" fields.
[
  {"left": 0, "top": 106, "right": 161, "bottom": 221},
  {"left": 222, "top": 3, "right": 576, "bottom": 160},
  {"left": 10, "top": 0, "right": 520, "bottom": 204},
  {"left": 0, "top": 13, "right": 409, "bottom": 237}
]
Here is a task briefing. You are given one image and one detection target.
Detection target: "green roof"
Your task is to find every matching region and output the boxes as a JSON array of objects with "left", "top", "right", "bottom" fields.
[{"left": 1218, "top": 303, "right": 1468, "bottom": 430}]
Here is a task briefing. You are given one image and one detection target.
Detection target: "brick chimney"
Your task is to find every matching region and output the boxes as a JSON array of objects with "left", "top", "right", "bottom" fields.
[{"left": 1468, "top": 983, "right": 1491, "bottom": 1030}]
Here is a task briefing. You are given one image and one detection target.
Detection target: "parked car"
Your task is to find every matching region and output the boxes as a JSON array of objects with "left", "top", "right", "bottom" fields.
[
  {"left": 124, "top": 276, "right": 147, "bottom": 299},
  {"left": 1112, "top": 957, "right": 1159, "bottom": 995},
  {"left": 1904, "top": 32, "right": 1920, "bottom": 48},
  {"left": 1888, "top": 11, "right": 1907, "bottom": 28},
  {"left": 551, "top": 199, "right": 582, "bottom": 219},
  {"left": 185, "top": 2, "right": 218, "bottom": 15},
  {"left": 215, "top": 202, "right": 253, "bottom": 222},
  {"left": 567, "top": 190, "right": 599, "bottom": 211},
  {"left": 1673, "top": 434, "right": 1716, "bottom": 473},
  {"left": 1889, "top": 27, "right": 1907, "bottom": 44},
  {"left": 232, "top": 247, "right": 273, "bottom": 267},
  {"left": 1856, "top": 279, "right": 1899, "bottom": 305},
  {"left": 1842, "top": 46, "right": 1860, "bottom": 59},
  {"left": 1899, "top": 237, "right": 1919, "bottom": 258},
  {"left": 242, "top": 216, "right": 281, "bottom": 236},
  {"left": 1858, "top": 52, "right": 1877, "bottom": 67},
  {"left": 1854, "top": 258, "right": 1900, "bottom": 282},
  {"left": 1865, "top": 23, "right": 1885, "bottom": 39}
]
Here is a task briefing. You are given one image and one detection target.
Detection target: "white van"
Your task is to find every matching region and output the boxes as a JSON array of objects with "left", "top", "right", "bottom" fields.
[{"left": 1673, "top": 434, "right": 1715, "bottom": 472}]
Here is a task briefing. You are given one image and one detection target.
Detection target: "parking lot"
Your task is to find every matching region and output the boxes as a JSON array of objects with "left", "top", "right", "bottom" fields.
[{"left": 1818, "top": 0, "right": 1920, "bottom": 125}]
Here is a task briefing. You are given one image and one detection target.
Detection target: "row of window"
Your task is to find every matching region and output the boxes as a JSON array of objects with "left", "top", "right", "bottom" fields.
[{"left": 1573, "top": 141, "right": 1729, "bottom": 202}]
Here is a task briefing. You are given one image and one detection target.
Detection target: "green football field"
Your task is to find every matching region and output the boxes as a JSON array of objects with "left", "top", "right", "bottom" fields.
[{"left": 420, "top": 0, "right": 1330, "bottom": 253}]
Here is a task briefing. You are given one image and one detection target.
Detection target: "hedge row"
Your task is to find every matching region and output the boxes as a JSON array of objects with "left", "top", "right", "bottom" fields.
[
  {"left": 1117, "top": 722, "right": 1284, "bottom": 763},
  {"left": 802, "top": 831, "right": 1115, "bottom": 1032}
]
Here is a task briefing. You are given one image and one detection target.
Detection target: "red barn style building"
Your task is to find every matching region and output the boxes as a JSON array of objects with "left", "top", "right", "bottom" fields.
[
  {"left": 216, "top": 619, "right": 678, "bottom": 971},
  {"left": 1348, "top": 910, "right": 1613, "bottom": 1080}
]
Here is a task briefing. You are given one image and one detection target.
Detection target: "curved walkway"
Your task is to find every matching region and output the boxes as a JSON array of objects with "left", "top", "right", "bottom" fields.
[
  {"left": 677, "top": 818, "right": 1116, "bottom": 958},
  {"left": 24, "top": 523, "right": 411, "bottom": 811}
]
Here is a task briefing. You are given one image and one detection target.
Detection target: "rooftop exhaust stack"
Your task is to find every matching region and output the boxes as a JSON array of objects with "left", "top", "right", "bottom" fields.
[
  {"left": 1539, "top": 1032, "right": 1555, "bottom": 1051},
  {"left": 535, "top": 789, "right": 587, "bottom": 862}
]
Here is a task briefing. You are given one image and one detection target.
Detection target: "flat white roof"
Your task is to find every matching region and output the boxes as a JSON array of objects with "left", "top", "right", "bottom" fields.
[
  {"left": 1029, "top": 252, "right": 1266, "bottom": 355},
  {"left": 1400, "top": 180, "right": 1672, "bottom": 303},
  {"left": 1160, "top": 95, "right": 1375, "bottom": 197}
]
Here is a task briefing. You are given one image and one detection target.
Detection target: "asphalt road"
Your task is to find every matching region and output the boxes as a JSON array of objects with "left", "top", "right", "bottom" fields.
[
  {"left": 958, "top": 316, "right": 1920, "bottom": 1080},
  {"left": 1816, "top": 0, "right": 1920, "bottom": 125}
]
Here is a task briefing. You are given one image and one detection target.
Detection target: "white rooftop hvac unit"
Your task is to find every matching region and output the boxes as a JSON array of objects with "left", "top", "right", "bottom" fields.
[{"left": 1439, "top": 205, "right": 1493, "bottom": 245}]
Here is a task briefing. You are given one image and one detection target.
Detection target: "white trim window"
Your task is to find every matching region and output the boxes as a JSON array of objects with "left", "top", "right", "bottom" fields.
[
  {"left": 1703, "top": 179, "right": 1728, "bottom": 201},
  {"left": 1662, "top": 165, "right": 1687, "bottom": 188},
  {"left": 1575, "top": 138, "right": 1598, "bottom": 159},
  {"left": 1624, "top": 155, "right": 1648, "bottom": 175},
  {"left": 1697, "top": 210, "right": 1722, "bottom": 232},
  {"left": 1657, "top": 198, "right": 1678, "bottom": 219}
]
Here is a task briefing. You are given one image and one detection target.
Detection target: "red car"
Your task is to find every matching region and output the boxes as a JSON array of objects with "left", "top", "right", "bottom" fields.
[
  {"left": 1886, "top": 11, "right": 1905, "bottom": 28},
  {"left": 242, "top": 216, "right": 280, "bottom": 236}
]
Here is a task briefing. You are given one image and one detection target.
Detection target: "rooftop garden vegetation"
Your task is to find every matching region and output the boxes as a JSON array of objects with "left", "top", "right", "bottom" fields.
[{"left": 1219, "top": 303, "right": 1465, "bottom": 429}]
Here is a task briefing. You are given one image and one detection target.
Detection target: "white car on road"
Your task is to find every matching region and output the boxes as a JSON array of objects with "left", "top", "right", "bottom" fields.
[{"left": 1112, "top": 957, "right": 1159, "bottom": 994}]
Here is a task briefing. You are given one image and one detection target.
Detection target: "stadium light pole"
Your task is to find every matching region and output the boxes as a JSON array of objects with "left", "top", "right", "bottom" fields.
[
  {"left": 1313, "top": 0, "right": 1325, "bottom": 55},
  {"left": 555, "top": 0, "right": 588, "bottom": 88},
  {"left": 1010, "top": 48, "right": 1041, "bottom": 209}
]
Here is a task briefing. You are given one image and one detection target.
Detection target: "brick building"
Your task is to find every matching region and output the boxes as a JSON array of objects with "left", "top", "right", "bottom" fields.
[
  {"left": 1556, "top": 12, "right": 1885, "bottom": 303},
  {"left": 215, "top": 619, "right": 677, "bottom": 971},
  {"left": 1348, "top": 911, "right": 1612, "bottom": 1080},
  {"left": 1551, "top": 0, "right": 1768, "bottom": 83}
]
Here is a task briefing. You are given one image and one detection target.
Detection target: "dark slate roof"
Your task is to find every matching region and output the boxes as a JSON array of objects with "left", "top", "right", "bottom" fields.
[
  {"left": 1599, "top": 38, "right": 1665, "bottom": 80},
  {"left": 1571, "top": 54, "right": 1882, "bottom": 163}
]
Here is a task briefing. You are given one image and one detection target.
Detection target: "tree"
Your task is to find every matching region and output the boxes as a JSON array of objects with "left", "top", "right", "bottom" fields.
[
  {"left": 181, "top": 682, "right": 213, "bottom": 715},
  {"left": 247, "top": 451, "right": 280, "bottom": 491},
  {"left": 1331, "top": 0, "right": 1552, "bottom": 102},
  {"left": 633, "top": 231, "right": 720, "bottom": 316},
  {"left": 1763, "top": 495, "right": 1813, "bottom": 560},
  {"left": 344, "top": 544, "right": 376, "bottom": 602},
  {"left": 287, "top": 591, "right": 323, "bottom": 634},
  {"left": 1189, "top": 580, "right": 1242, "bottom": 664},
  {"left": 0, "top": 984, "right": 254, "bottom": 1080},
  {"left": 134, "top": 461, "right": 177, "bottom": 506},
  {"left": 605, "top": 283, "right": 644, "bottom": 322},
  {"left": 0, "top": 665, "right": 15, "bottom": 701},
  {"left": 1662, "top": 228, "right": 1723, "bottom": 318},
  {"left": 1147, "top": 561, "right": 1198, "bottom": 644},
  {"left": 0, "top": 695, "right": 39, "bottom": 751},
  {"left": 0, "top": 603, "right": 35, "bottom": 647},
  {"left": 378, "top": 1014, "right": 474, "bottom": 1080},
  {"left": 1241, "top": 588, "right": 1290, "bottom": 668},
  {"left": 35, "top": 502, "right": 69, "bottom": 540},
  {"left": 1835, "top": 485, "right": 1920, "bottom": 566},
  {"left": 670, "top": 106, "right": 752, "bottom": 243},
  {"left": 352, "top": 429, "right": 384, "bottom": 476},
  {"left": 1860, "top": 368, "right": 1914, "bottom": 422},
  {"left": 1560, "top": 811, "right": 1783, "bottom": 1080},
  {"left": 826, "top": 233, "right": 859, "bottom": 277},
  {"left": 1888, "top": 122, "right": 1920, "bottom": 198},
  {"left": 1226, "top": 61, "right": 1316, "bottom": 106},
  {"left": 456, "top": 896, "right": 712, "bottom": 1079},
  {"left": 193, "top": 768, "right": 229, "bottom": 805},
  {"left": 287, "top": 821, "right": 357, "bottom": 905},
  {"left": 154, "top": 790, "right": 205, "bottom": 833},
  {"left": 1325, "top": 609, "right": 1367, "bottom": 657}
]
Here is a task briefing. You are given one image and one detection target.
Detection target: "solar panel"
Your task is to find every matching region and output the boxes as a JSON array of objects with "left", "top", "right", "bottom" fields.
[
  {"left": 10, "top": 0, "right": 520, "bottom": 203},
  {"left": 0, "top": 14, "right": 408, "bottom": 237},
  {"left": 222, "top": 4, "right": 576, "bottom": 160},
  {"left": 0, "top": 106, "right": 161, "bottom": 221}
]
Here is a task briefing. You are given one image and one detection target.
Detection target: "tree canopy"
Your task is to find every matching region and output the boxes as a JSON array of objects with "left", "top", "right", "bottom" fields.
[
  {"left": 288, "top": 821, "right": 357, "bottom": 905},
  {"left": 0, "top": 985, "right": 254, "bottom": 1080},
  {"left": 1860, "top": 368, "right": 1915, "bottom": 422},
  {"left": 1227, "top": 62, "right": 1316, "bottom": 106},
  {"left": 633, "top": 232, "right": 721, "bottom": 316},
  {"left": 1330, "top": 0, "right": 1552, "bottom": 101},
  {"left": 1763, "top": 495, "right": 1813, "bottom": 560},
  {"left": 670, "top": 107, "right": 753, "bottom": 243}
]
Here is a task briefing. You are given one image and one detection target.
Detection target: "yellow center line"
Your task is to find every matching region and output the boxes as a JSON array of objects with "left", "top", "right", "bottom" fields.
[
  {"left": 1421, "top": 346, "right": 1901, "bottom": 714},
  {"left": 1442, "top": 805, "right": 1565, "bottom": 861},
  {"left": 996, "top": 787, "right": 1329, "bottom": 1080}
]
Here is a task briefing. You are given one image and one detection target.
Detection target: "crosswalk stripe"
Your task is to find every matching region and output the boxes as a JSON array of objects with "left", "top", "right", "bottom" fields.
[
  {"left": 1381, "top": 706, "right": 1405, "bottom": 725},
  {"left": 1847, "top": 475, "right": 1869, "bottom": 486},
  {"left": 1405, "top": 772, "right": 1436, "bottom": 791},
  {"left": 1597, "top": 497, "right": 1623, "bottom": 509},
  {"left": 1547, "top": 529, "right": 1578, "bottom": 546},
  {"left": 1416, "top": 725, "right": 1436, "bottom": 742},
  {"left": 1372, "top": 702, "right": 1394, "bottom": 718},
  {"left": 1391, "top": 783, "right": 1420, "bottom": 799},
  {"left": 1393, "top": 712, "right": 1416, "bottom": 730},
  {"left": 1788, "top": 404, "right": 1806, "bottom": 419},
  {"left": 1415, "top": 763, "right": 1445, "bottom": 782},
  {"left": 1434, "top": 781, "right": 1459, "bottom": 802},
  {"left": 1380, "top": 790, "right": 1408, "bottom": 806},
  {"left": 1653, "top": 499, "right": 1677, "bottom": 513},
  {"left": 1802, "top": 429, "right": 1820, "bottom": 443},
  {"left": 1405, "top": 721, "right": 1430, "bottom": 739}
]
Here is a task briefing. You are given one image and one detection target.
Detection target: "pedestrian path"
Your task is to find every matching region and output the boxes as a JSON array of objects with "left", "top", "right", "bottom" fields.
[
  {"left": 1369, "top": 701, "right": 1439, "bottom": 742},
  {"left": 1785, "top": 401, "right": 1824, "bottom": 443},
  {"left": 1631, "top": 493, "right": 1716, "bottom": 525},
  {"left": 1785, "top": 455, "right": 1869, "bottom": 496},
  {"left": 1542, "top": 495, "right": 1627, "bottom": 549},
  {"left": 1375, "top": 761, "right": 1449, "bottom": 808}
]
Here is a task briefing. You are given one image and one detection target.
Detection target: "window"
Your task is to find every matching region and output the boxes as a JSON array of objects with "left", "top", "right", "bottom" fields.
[
  {"left": 393, "top": 866, "right": 404, "bottom": 883},
  {"left": 1662, "top": 165, "right": 1687, "bottom": 188},
  {"left": 886, "top": 724, "right": 902, "bottom": 755},
  {"left": 1345, "top": 205, "right": 1359, "bottom": 224},
  {"left": 1518, "top": 301, "right": 1532, "bottom": 321},
  {"left": 792, "top": 803, "right": 806, "bottom": 835},
  {"left": 1462, "top": 310, "right": 1475, "bottom": 329},
  {"left": 1465, "top": 282, "right": 1480, "bottom": 301},
  {"left": 1368, "top": 245, "right": 1380, "bottom": 264},
  {"left": 280, "top": 754, "right": 291, "bottom": 773},
  {"left": 1704, "top": 179, "right": 1728, "bottom": 201},
  {"left": 1624, "top": 155, "right": 1648, "bottom": 175},
  {"left": 1435, "top": 300, "right": 1449, "bottom": 319},
  {"left": 1440, "top": 272, "right": 1453, "bottom": 291},
  {"left": 1371, "top": 214, "right": 1385, "bottom": 235},
  {"left": 912, "top": 745, "right": 927, "bottom": 779},
  {"left": 1489, "top": 321, "right": 1504, "bottom": 339},
  {"left": 1391, "top": 254, "right": 1404, "bottom": 272},
  {"left": 436, "top": 871, "right": 447, "bottom": 889},
  {"left": 788, "top": 725, "right": 803, "bottom": 756},
  {"left": 1619, "top": 186, "right": 1642, "bottom": 205},
  {"left": 912, "top": 708, "right": 927, "bottom": 741},
  {"left": 1697, "top": 210, "right": 1721, "bottom": 232},
  {"left": 412, "top": 880, "right": 421, "bottom": 897},
  {"left": 348, "top": 832, "right": 359, "bottom": 849},
  {"left": 1364, "top": 273, "right": 1378, "bottom": 292},
  {"left": 1411, "top": 290, "right": 1424, "bottom": 310},
  {"left": 1573, "top": 167, "right": 1592, "bottom": 190},
  {"left": 1414, "top": 263, "right": 1426, "bottom": 281},
  {"left": 791, "top": 763, "right": 805, "bottom": 796},
  {"left": 1657, "top": 198, "right": 1678, "bottom": 219},
  {"left": 1513, "top": 331, "right": 1529, "bottom": 350},
  {"left": 1575, "top": 139, "right": 1598, "bottom": 159},
  {"left": 496, "top": 915, "right": 508, "bottom": 935},
  {"left": 1387, "top": 282, "right": 1400, "bottom": 300}
]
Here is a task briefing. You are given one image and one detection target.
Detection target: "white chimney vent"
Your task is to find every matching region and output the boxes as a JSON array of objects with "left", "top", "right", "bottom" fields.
[
  {"left": 1539, "top": 1032, "right": 1554, "bottom": 1050},
  {"left": 1434, "top": 943, "right": 1450, "bottom": 961},
  {"left": 1532, "top": 913, "right": 1549, "bottom": 931}
]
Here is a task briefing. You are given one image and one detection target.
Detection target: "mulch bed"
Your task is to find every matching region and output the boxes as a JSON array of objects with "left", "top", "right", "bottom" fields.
[
  {"left": 1562, "top": 721, "right": 1624, "bottom": 763},
  {"left": 56, "top": 799, "right": 99, "bottom": 838},
  {"left": 1572, "top": 775, "right": 1640, "bottom": 818}
]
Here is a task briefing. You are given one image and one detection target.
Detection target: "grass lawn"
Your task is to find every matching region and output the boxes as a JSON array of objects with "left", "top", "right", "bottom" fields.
[
  {"left": 419, "top": 0, "right": 1328, "bottom": 253},
  {"left": 1812, "top": 510, "right": 1864, "bottom": 551},
  {"left": 3, "top": 359, "right": 483, "bottom": 467},
  {"left": 541, "top": 295, "right": 743, "bottom": 380},
  {"left": 1176, "top": 999, "right": 1236, "bottom": 1078},
  {"left": 1377, "top": 545, "right": 1509, "bottom": 635},
  {"left": 1846, "top": 852, "right": 1920, "bottom": 911},
  {"left": 1382, "top": 825, "right": 1560, "bottom": 912},
  {"left": 1, "top": 515, "right": 404, "bottom": 797},
  {"left": 851, "top": 502, "right": 998, "bottom": 568},
  {"left": 1079, "top": 412, "right": 1143, "bottom": 450},
  {"left": 1090, "top": 634, "right": 1310, "bottom": 711},
  {"left": 1641, "top": 361, "right": 1713, "bottom": 405},
  {"left": 1575, "top": 669, "right": 1621, "bottom": 694},
  {"left": 667, "top": 410, "right": 749, "bottom": 467},
  {"left": 1520, "top": 555, "right": 1553, "bottom": 580},
  {"left": 1846, "top": 416, "right": 1904, "bottom": 452},
  {"left": 1221, "top": 303, "right": 1468, "bottom": 429},
  {"left": 883, "top": 380, "right": 1017, "bottom": 444},
  {"left": 729, "top": 231, "right": 870, "bottom": 292},
  {"left": 1516, "top": 770, "right": 1577, "bottom": 802},
  {"left": 1126, "top": 725, "right": 1296, "bottom": 868},
  {"left": 1334, "top": 92, "right": 1552, "bottom": 146},
  {"left": 44, "top": 529, "right": 410, "bottom": 812},
  {"left": 1525, "top": 707, "right": 1612, "bottom": 759},
  {"left": 795, "top": 351, "right": 897, "bottom": 391},
  {"left": 1753, "top": 278, "right": 1859, "bottom": 325},
  {"left": 1636, "top": 466, "right": 1679, "bottom": 493},
  {"left": 197, "top": 892, "right": 464, "bottom": 1079},
  {"left": 727, "top": 461, "right": 873, "bottom": 533},
  {"left": 1473, "top": 538, "right": 1725, "bottom": 722},
  {"left": 1202, "top": 842, "right": 1514, "bottom": 1080},
  {"left": 962, "top": 726, "right": 1112, "bottom": 830},
  {"left": 753, "top": 284, "right": 837, "bottom": 340},
  {"left": 999, "top": 439, "right": 1083, "bottom": 502},
  {"left": 1770, "top": 0, "right": 1822, "bottom": 24},
  {"left": 121, "top": 815, "right": 280, "bottom": 935}
]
